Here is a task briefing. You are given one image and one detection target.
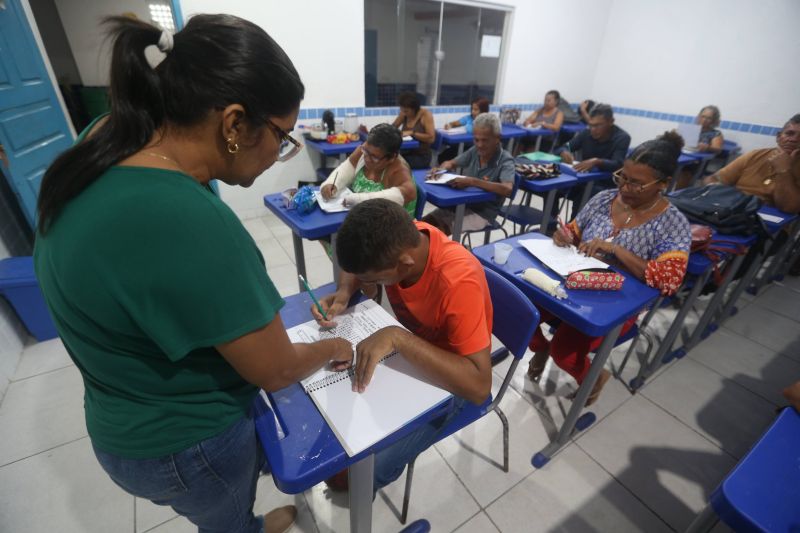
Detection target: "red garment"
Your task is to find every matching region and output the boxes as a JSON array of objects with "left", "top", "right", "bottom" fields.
[
  {"left": 386, "top": 221, "right": 493, "bottom": 356},
  {"left": 529, "top": 308, "right": 637, "bottom": 384}
]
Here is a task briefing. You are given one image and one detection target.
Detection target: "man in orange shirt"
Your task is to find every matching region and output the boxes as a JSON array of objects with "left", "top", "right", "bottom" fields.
[
  {"left": 312, "top": 199, "right": 493, "bottom": 491},
  {"left": 708, "top": 114, "right": 800, "bottom": 213}
]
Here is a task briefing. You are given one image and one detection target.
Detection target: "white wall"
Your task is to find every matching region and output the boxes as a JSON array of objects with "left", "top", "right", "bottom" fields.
[
  {"left": 54, "top": 0, "right": 154, "bottom": 86},
  {"left": 590, "top": 0, "right": 800, "bottom": 151}
]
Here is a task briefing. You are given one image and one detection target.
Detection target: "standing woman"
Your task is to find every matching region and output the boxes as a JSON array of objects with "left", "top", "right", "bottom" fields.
[
  {"left": 34, "top": 15, "right": 353, "bottom": 533},
  {"left": 392, "top": 91, "right": 436, "bottom": 168}
]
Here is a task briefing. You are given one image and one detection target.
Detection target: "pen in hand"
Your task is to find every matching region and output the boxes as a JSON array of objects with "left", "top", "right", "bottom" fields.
[{"left": 299, "top": 274, "right": 329, "bottom": 321}]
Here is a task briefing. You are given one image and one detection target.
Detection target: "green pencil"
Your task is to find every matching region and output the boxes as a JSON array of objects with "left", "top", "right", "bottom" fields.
[{"left": 299, "top": 274, "right": 329, "bottom": 321}]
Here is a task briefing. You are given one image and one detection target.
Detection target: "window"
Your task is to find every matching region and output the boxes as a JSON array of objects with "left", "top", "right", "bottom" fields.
[{"left": 364, "top": 0, "right": 509, "bottom": 107}]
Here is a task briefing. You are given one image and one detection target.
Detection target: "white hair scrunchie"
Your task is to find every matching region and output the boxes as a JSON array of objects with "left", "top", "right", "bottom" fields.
[{"left": 157, "top": 30, "right": 174, "bottom": 53}]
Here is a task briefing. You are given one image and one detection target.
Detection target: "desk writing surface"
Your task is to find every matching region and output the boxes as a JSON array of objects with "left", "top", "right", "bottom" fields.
[
  {"left": 437, "top": 129, "right": 473, "bottom": 145},
  {"left": 500, "top": 124, "right": 529, "bottom": 139},
  {"left": 263, "top": 193, "right": 346, "bottom": 239},
  {"left": 517, "top": 174, "right": 577, "bottom": 193},
  {"left": 519, "top": 126, "right": 556, "bottom": 137},
  {"left": 559, "top": 163, "right": 612, "bottom": 183},
  {"left": 473, "top": 233, "right": 659, "bottom": 337},
  {"left": 253, "top": 289, "right": 453, "bottom": 494},
  {"left": 561, "top": 123, "right": 587, "bottom": 134},
  {"left": 413, "top": 169, "right": 496, "bottom": 207},
  {"left": 758, "top": 205, "right": 797, "bottom": 234}
]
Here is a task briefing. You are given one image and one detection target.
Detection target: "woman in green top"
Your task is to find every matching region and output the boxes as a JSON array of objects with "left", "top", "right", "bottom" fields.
[
  {"left": 33, "top": 15, "right": 352, "bottom": 533},
  {"left": 319, "top": 123, "right": 417, "bottom": 216}
]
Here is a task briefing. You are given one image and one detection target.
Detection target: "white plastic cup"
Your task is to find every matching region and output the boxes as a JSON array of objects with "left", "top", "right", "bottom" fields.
[{"left": 494, "top": 243, "right": 513, "bottom": 265}]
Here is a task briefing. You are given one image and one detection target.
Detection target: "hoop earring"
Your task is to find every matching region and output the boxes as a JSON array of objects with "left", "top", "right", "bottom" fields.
[{"left": 227, "top": 138, "right": 239, "bottom": 154}]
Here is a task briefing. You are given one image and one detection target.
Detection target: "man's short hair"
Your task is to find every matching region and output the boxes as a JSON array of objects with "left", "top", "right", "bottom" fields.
[
  {"left": 336, "top": 199, "right": 421, "bottom": 274},
  {"left": 473, "top": 112, "right": 501, "bottom": 136},
  {"left": 589, "top": 103, "right": 614, "bottom": 121}
]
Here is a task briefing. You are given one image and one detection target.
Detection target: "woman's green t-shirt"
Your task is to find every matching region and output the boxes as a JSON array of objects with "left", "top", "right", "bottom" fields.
[{"left": 33, "top": 166, "right": 283, "bottom": 458}]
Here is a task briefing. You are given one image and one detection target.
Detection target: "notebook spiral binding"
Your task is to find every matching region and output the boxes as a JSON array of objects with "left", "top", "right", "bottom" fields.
[{"left": 303, "top": 351, "right": 399, "bottom": 393}]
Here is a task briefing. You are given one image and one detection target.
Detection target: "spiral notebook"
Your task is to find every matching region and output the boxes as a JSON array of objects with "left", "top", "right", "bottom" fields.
[{"left": 286, "top": 300, "right": 452, "bottom": 457}]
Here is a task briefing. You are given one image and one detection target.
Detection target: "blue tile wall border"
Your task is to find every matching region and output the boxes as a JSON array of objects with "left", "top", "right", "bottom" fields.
[{"left": 298, "top": 104, "right": 780, "bottom": 136}]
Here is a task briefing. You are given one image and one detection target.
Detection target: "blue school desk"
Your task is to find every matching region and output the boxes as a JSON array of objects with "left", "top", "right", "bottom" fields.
[
  {"left": 751, "top": 206, "right": 799, "bottom": 292},
  {"left": 668, "top": 152, "right": 711, "bottom": 191},
  {"left": 306, "top": 137, "right": 421, "bottom": 180},
  {"left": 560, "top": 123, "right": 587, "bottom": 135},
  {"left": 253, "top": 287, "right": 453, "bottom": 533},
  {"left": 516, "top": 173, "right": 578, "bottom": 234},
  {"left": 518, "top": 125, "right": 558, "bottom": 152},
  {"left": 559, "top": 163, "right": 613, "bottom": 211},
  {"left": 412, "top": 169, "right": 496, "bottom": 243},
  {"left": 263, "top": 192, "right": 347, "bottom": 292},
  {"left": 436, "top": 125, "right": 527, "bottom": 156},
  {"left": 472, "top": 233, "right": 659, "bottom": 466}
]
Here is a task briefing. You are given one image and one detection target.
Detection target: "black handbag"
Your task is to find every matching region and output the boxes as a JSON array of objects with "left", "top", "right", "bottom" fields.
[{"left": 668, "top": 185, "right": 767, "bottom": 236}]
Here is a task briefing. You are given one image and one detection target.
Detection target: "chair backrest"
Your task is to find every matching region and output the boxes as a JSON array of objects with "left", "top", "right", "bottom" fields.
[
  {"left": 414, "top": 182, "right": 427, "bottom": 220},
  {"left": 484, "top": 267, "right": 539, "bottom": 360}
]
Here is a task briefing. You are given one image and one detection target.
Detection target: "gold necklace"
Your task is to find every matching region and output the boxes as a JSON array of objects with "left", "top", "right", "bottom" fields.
[
  {"left": 141, "top": 151, "right": 181, "bottom": 168},
  {"left": 618, "top": 196, "right": 662, "bottom": 226}
]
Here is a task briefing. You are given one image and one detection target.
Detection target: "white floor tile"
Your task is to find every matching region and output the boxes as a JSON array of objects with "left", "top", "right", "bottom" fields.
[
  {"left": 0, "top": 437, "right": 133, "bottom": 533},
  {"left": 256, "top": 237, "right": 295, "bottom": 270},
  {"left": 136, "top": 497, "right": 178, "bottom": 533},
  {"left": 0, "top": 366, "right": 86, "bottom": 466},
  {"left": 753, "top": 280, "right": 800, "bottom": 323},
  {"left": 254, "top": 474, "right": 318, "bottom": 533},
  {"left": 268, "top": 263, "right": 305, "bottom": 298},
  {"left": 13, "top": 337, "right": 73, "bottom": 380},
  {"left": 144, "top": 515, "right": 196, "bottom": 533},
  {"left": 576, "top": 395, "right": 736, "bottom": 531},
  {"left": 435, "top": 375, "right": 553, "bottom": 507},
  {"left": 641, "top": 357, "right": 777, "bottom": 459},
  {"left": 304, "top": 444, "right": 479, "bottom": 533},
  {"left": 453, "top": 511, "right": 499, "bottom": 533},
  {"left": 486, "top": 444, "right": 671, "bottom": 533},
  {"left": 722, "top": 303, "right": 800, "bottom": 357},
  {"left": 689, "top": 329, "right": 800, "bottom": 405},
  {"left": 242, "top": 218, "right": 275, "bottom": 242}
]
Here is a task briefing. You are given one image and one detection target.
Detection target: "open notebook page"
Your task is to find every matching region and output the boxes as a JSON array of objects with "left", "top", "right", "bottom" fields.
[{"left": 519, "top": 238, "right": 608, "bottom": 278}]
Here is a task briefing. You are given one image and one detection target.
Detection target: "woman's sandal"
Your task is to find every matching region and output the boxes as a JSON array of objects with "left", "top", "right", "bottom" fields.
[
  {"left": 566, "top": 368, "right": 611, "bottom": 406},
  {"left": 527, "top": 351, "right": 550, "bottom": 382}
]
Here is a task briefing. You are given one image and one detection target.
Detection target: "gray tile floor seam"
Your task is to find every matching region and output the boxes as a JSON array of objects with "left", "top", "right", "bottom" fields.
[
  {"left": 718, "top": 323, "right": 800, "bottom": 371},
  {"left": 9, "top": 363, "right": 76, "bottom": 385},
  {"left": 0, "top": 435, "right": 88, "bottom": 469},
  {"left": 573, "top": 438, "right": 679, "bottom": 533}
]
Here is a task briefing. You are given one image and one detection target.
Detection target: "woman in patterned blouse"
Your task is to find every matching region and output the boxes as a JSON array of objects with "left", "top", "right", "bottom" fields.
[{"left": 528, "top": 131, "right": 691, "bottom": 405}]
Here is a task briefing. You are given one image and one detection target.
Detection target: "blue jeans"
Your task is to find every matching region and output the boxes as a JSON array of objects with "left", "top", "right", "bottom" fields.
[
  {"left": 373, "top": 398, "right": 465, "bottom": 492},
  {"left": 93, "top": 413, "right": 265, "bottom": 533}
]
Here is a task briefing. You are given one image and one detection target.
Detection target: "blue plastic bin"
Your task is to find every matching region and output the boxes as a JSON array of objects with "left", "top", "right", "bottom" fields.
[{"left": 0, "top": 257, "right": 58, "bottom": 341}]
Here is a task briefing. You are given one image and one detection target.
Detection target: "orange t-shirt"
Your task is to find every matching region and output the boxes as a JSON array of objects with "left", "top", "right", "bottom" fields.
[{"left": 385, "top": 221, "right": 492, "bottom": 356}]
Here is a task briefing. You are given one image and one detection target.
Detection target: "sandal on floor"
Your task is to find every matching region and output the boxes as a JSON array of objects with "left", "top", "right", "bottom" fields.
[{"left": 527, "top": 351, "right": 550, "bottom": 382}]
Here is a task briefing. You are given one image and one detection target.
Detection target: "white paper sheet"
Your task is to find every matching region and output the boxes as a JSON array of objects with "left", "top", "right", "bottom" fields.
[
  {"left": 314, "top": 188, "right": 352, "bottom": 213},
  {"left": 425, "top": 171, "right": 464, "bottom": 185},
  {"left": 440, "top": 126, "right": 467, "bottom": 135},
  {"left": 758, "top": 212, "right": 783, "bottom": 224},
  {"left": 519, "top": 238, "right": 608, "bottom": 277},
  {"left": 286, "top": 300, "right": 451, "bottom": 457}
]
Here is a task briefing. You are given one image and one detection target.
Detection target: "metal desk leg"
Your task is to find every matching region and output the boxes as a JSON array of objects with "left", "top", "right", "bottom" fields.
[
  {"left": 451, "top": 204, "right": 465, "bottom": 243},
  {"left": 715, "top": 247, "right": 766, "bottom": 325},
  {"left": 691, "top": 159, "right": 710, "bottom": 185},
  {"left": 534, "top": 136, "right": 542, "bottom": 152},
  {"left": 292, "top": 233, "right": 307, "bottom": 293},
  {"left": 578, "top": 182, "right": 594, "bottom": 212},
  {"left": 533, "top": 322, "right": 624, "bottom": 467},
  {"left": 348, "top": 454, "right": 374, "bottom": 533},
  {"left": 539, "top": 190, "right": 557, "bottom": 235},
  {"left": 636, "top": 266, "right": 714, "bottom": 385},
  {"left": 507, "top": 138, "right": 516, "bottom": 155},
  {"left": 457, "top": 142, "right": 464, "bottom": 156},
  {"left": 331, "top": 232, "right": 342, "bottom": 283},
  {"left": 753, "top": 222, "right": 800, "bottom": 291},
  {"left": 684, "top": 254, "right": 746, "bottom": 351}
]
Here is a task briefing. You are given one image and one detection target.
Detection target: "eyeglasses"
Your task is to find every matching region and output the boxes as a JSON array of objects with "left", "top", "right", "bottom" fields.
[
  {"left": 361, "top": 145, "right": 391, "bottom": 163},
  {"left": 267, "top": 120, "right": 303, "bottom": 162},
  {"left": 612, "top": 169, "right": 662, "bottom": 193}
]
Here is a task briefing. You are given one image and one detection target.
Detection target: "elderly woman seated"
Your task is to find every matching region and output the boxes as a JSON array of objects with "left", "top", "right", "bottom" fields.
[
  {"left": 528, "top": 131, "right": 692, "bottom": 405},
  {"left": 422, "top": 113, "right": 515, "bottom": 235},
  {"left": 320, "top": 123, "right": 417, "bottom": 216}
]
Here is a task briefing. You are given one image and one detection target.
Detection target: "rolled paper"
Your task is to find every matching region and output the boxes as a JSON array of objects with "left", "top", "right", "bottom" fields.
[{"left": 522, "top": 268, "right": 567, "bottom": 299}]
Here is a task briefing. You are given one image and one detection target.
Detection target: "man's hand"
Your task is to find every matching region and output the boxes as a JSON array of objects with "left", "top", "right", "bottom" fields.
[
  {"left": 353, "top": 327, "right": 401, "bottom": 392},
  {"left": 443, "top": 123, "right": 451, "bottom": 130},
  {"left": 449, "top": 177, "right": 477, "bottom": 189},
  {"left": 560, "top": 151, "right": 574, "bottom": 164},
  {"left": 573, "top": 159, "right": 598, "bottom": 173},
  {"left": 311, "top": 293, "right": 349, "bottom": 328}
]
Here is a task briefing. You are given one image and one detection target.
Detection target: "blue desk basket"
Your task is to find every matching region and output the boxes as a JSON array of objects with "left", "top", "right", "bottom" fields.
[{"left": 0, "top": 257, "right": 58, "bottom": 341}]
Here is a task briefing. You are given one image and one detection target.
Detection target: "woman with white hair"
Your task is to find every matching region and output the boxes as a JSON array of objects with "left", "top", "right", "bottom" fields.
[{"left": 423, "top": 113, "right": 515, "bottom": 235}]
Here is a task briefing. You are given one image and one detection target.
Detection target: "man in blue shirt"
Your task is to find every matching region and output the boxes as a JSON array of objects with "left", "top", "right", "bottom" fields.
[
  {"left": 557, "top": 104, "right": 631, "bottom": 173},
  {"left": 423, "top": 113, "right": 514, "bottom": 235}
]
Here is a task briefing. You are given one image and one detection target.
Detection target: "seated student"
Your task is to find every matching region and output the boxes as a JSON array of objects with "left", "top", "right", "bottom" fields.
[
  {"left": 320, "top": 123, "right": 417, "bottom": 216},
  {"left": 517, "top": 90, "right": 564, "bottom": 154},
  {"left": 706, "top": 114, "right": 800, "bottom": 214},
  {"left": 438, "top": 97, "right": 491, "bottom": 163},
  {"left": 443, "top": 96, "right": 490, "bottom": 133},
  {"left": 392, "top": 91, "right": 436, "bottom": 169},
  {"left": 422, "top": 113, "right": 514, "bottom": 235},
  {"left": 675, "top": 105, "right": 725, "bottom": 189},
  {"left": 528, "top": 132, "right": 691, "bottom": 405},
  {"left": 557, "top": 103, "right": 631, "bottom": 173},
  {"left": 311, "top": 199, "right": 493, "bottom": 492}
]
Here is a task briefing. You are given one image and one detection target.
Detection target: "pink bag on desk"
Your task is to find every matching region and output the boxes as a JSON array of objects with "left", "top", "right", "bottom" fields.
[{"left": 565, "top": 270, "right": 625, "bottom": 290}]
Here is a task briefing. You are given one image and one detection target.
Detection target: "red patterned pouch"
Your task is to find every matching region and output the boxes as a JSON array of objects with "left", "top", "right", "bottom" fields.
[{"left": 565, "top": 269, "right": 625, "bottom": 290}]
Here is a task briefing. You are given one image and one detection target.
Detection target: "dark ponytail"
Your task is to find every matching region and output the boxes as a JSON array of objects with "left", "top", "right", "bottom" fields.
[
  {"left": 628, "top": 130, "right": 684, "bottom": 181},
  {"left": 37, "top": 14, "right": 304, "bottom": 234}
]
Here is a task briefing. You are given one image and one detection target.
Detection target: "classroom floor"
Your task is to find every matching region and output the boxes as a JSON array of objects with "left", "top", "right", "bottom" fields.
[{"left": 2, "top": 207, "right": 798, "bottom": 533}]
